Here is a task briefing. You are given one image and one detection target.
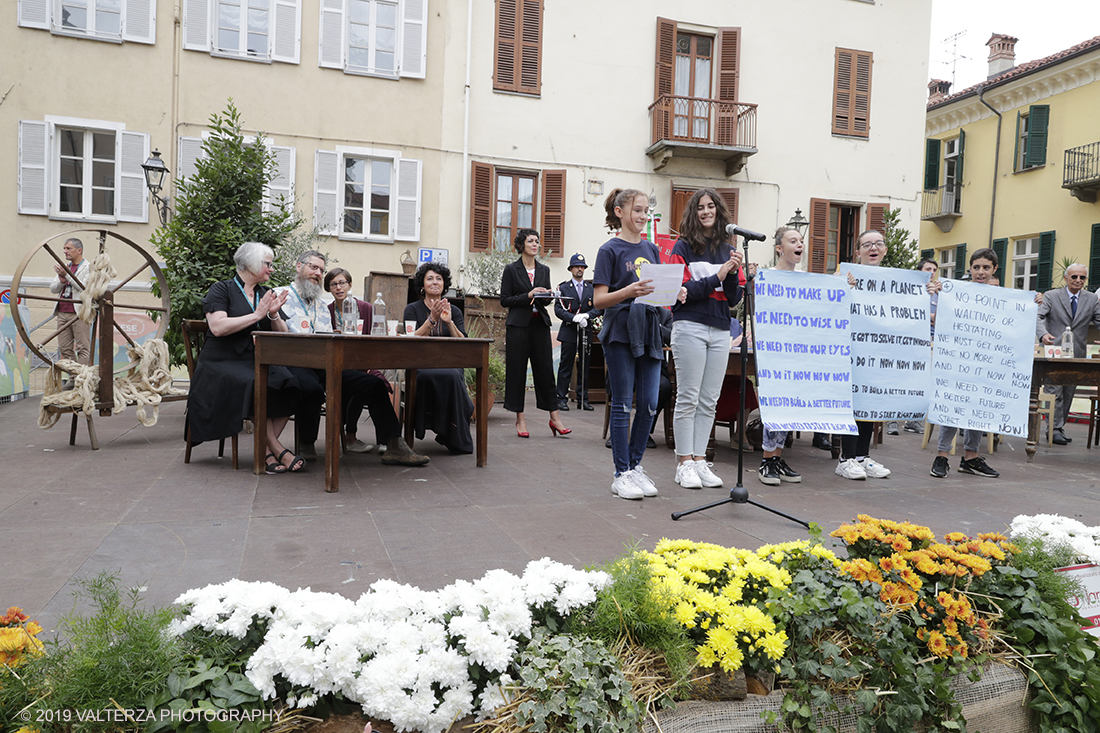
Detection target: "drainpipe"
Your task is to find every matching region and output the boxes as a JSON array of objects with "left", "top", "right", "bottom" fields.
[
  {"left": 977, "top": 87, "right": 1001, "bottom": 248},
  {"left": 458, "top": 0, "right": 474, "bottom": 290}
]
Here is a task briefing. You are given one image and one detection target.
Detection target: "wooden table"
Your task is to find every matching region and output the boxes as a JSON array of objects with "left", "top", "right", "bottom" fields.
[
  {"left": 253, "top": 332, "right": 492, "bottom": 491},
  {"left": 1028, "top": 357, "right": 1100, "bottom": 462}
]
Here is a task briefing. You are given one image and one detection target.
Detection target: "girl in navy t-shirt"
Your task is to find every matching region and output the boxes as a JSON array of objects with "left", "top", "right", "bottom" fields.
[{"left": 593, "top": 188, "right": 662, "bottom": 500}]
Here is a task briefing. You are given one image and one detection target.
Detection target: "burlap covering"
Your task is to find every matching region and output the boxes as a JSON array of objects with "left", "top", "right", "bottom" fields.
[
  {"left": 687, "top": 666, "right": 747, "bottom": 701},
  {"left": 645, "top": 663, "right": 1034, "bottom": 733}
]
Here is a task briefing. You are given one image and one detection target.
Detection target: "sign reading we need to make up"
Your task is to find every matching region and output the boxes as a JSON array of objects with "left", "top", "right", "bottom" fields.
[
  {"left": 752, "top": 269, "right": 857, "bottom": 434},
  {"left": 929, "top": 280, "right": 1037, "bottom": 436},
  {"left": 838, "top": 264, "right": 933, "bottom": 422}
]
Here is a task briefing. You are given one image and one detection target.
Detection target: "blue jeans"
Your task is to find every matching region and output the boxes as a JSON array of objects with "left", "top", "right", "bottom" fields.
[{"left": 604, "top": 342, "right": 661, "bottom": 475}]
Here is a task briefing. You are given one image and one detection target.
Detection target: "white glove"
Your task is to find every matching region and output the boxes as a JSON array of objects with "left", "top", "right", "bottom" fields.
[{"left": 574, "top": 313, "right": 589, "bottom": 328}]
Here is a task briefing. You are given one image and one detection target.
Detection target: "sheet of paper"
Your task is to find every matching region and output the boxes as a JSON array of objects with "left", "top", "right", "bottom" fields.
[{"left": 636, "top": 263, "right": 685, "bottom": 307}]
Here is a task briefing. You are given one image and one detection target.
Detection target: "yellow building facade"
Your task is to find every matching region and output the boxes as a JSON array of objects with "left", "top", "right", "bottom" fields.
[{"left": 921, "top": 35, "right": 1100, "bottom": 293}]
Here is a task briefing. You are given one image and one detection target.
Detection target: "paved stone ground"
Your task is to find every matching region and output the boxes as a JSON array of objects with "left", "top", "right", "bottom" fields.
[{"left": 2, "top": 395, "right": 1098, "bottom": 634}]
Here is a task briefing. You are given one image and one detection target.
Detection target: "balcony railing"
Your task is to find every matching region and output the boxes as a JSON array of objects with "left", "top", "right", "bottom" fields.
[
  {"left": 921, "top": 183, "right": 962, "bottom": 233},
  {"left": 646, "top": 95, "right": 758, "bottom": 175},
  {"left": 1063, "top": 141, "right": 1100, "bottom": 203}
]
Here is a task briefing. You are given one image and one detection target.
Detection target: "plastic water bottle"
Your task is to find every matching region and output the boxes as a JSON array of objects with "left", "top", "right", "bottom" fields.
[
  {"left": 1061, "top": 326, "right": 1075, "bottom": 358},
  {"left": 371, "top": 293, "right": 386, "bottom": 335},
  {"left": 342, "top": 297, "right": 358, "bottom": 335}
]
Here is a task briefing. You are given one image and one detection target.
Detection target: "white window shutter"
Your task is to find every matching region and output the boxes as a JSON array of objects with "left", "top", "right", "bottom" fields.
[
  {"left": 18, "top": 0, "right": 49, "bottom": 29},
  {"left": 314, "top": 150, "right": 340, "bottom": 235},
  {"left": 18, "top": 120, "right": 49, "bottom": 216},
  {"left": 177, "top": 136, "right": 204, "bottom": 183},
  {"left": 122, "top": 0, "right": 156, "bottom": 44},
  {"left": 118, "top": 131, "right": 150, "bottom": 222},
  {"left": 395, "top": 157, "right": 422, "bottom": 241},
  {"left": 271, "top": 0, "right": 301, "bottom": 63},
  {"left": 318, "top": 0, "right": 344, "bottom": 69},
  {"left": 400, "top": 0, "right": 427, "bottom": 79},
  {"left": 182, "top": 0, "right": 211, "bottom": 51},
  {"left": 266, "top": 145, "right": 296, "bottom": 211}
]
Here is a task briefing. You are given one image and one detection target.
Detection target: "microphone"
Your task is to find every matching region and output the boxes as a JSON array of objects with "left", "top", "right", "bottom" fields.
[{"left": 725, "top": 224, "right": 767, "bottom": 242}]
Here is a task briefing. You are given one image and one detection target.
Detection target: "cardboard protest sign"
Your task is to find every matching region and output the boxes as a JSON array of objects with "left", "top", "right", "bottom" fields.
[
  {"left": 929, "top": 280, "right": 1037, "bottom": 436},
  {"left": 839, "top": 264, "right": 933, "bottom": 421},
  {"left": 753, "top": 269, "right": 857, "bottom": 434}
]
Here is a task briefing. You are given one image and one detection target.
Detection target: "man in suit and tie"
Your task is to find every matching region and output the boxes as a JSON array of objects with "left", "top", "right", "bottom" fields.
[
  {"left": 555, "top": 253, "right": 601, "bottom": 411},
  {"left": 1036, "top": 263, "right": 1100, "bottom": 444}
]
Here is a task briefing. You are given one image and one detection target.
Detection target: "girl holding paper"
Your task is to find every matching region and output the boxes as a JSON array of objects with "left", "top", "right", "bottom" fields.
[
  {"left": 668, "top": 189, "right": 744, "bottom": 490},
  {"left": 593, "top": 188, "right": 662, "bottom": 500}
]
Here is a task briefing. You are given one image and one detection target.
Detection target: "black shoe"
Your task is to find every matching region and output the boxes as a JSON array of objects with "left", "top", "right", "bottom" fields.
[
  {"left": 646, "top": 436, "right": 657, "bottom": 449},
  {"left": 1052, "top": 430, "right": 1069, "bottom": 446},
  {"left": 581, "top": 401, "right": 594, "bottom": 411},
  {"left": 812, "top": 434, "right": 832, "bottom": 451},
  {"left": 959, "top": 456, "right": 998, "bottom": 478},
  {"left": 605, "top": 436, "right": 612, "bottom": 449},
  {"left": 774, "top": 457, "right": 801, "bottom": 483},
  {"left": 758, "top": 457, "right": 781, "bottom": 486},
  {"left": 930, "top": 455, "right": 949, "bottom": 478},
  {"left": 557, "top": 401, "right": 570, "bottom": 412}
]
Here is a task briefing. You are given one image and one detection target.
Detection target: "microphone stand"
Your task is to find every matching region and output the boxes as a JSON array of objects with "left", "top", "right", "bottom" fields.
[{"left": 672, "top": 234, "right": 810, "bottom": 528}]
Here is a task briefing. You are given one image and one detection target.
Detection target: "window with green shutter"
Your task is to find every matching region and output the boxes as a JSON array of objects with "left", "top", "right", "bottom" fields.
[
  {"left": 1015, "top": 105, "right": 1050, "bottom": 171},
  {"left": 991, "top": 238, "right": 1007, "bottom": 278},
  {"left": 924, "top": 138, "right": 940, "bottom": 190},
  {"left": 1089, "top": 224, "right": 1100, "bottom": 292},
  {"left": 954, "top": 243, "right": 967, "bottom": 280},
  {"left": 1036, "top": 230, "right": 1055, "bottom": 291}
]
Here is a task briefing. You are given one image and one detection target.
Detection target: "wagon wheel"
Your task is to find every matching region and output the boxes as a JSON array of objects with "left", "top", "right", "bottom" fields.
[{"left": 8, "top": 229, "right": 171, "bottom": 376}]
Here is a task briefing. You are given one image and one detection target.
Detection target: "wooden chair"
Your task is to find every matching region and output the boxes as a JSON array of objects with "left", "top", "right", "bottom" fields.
[
  {"left": 182, "top": 319, "right": 238, "bottom": 468},
  {"left": 1087, "top": 393, "right": 1100, "bottom": 448}
]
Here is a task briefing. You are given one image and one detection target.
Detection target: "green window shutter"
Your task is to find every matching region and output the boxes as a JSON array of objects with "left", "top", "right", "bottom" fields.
[
  {"left": 955, "top": 243, "right": 967, "bottom": 280},
  {"left": 1037, "top": 230, "right": 1055, "bottom": 291},
  {"left": 920, "top": 248, "right": 934, "bottom": 261},
  {"left": 1026, "top": 104, "right": 1049, "bottom": 168},
  {"left": 956, "top": 129, "right": 965, "bottom": 185},
  {"left": 991, "top": 238, "right": 1007, "bottom": 277},
  {"left": 924, "top": 138, "right": 941, "bottom": 190},
  {"left": 1089, "top": 224, "right": 1100, "bottom": 292},
  {"left": 1013, "top": 112, "right": 1022, "bottom": 171}
]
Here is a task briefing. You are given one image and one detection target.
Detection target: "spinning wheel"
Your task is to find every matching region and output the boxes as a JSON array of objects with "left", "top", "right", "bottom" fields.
[
  {"left": 9, "top": 229, "right": 170, "bottom": 377},
  {"left": 9, "top": 229, "right": 177, "bottom": 448}
]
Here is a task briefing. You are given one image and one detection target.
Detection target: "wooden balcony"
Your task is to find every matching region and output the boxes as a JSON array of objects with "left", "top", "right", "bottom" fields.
[
  {"left": 1063, "top": 141, "right": 1100, "bottom": 203},
  {"left": 647, "top": 95, "right": 758, "bottom": 176},
  {"left": 921, "top": 184, "right": 963, "bottom": 233}
]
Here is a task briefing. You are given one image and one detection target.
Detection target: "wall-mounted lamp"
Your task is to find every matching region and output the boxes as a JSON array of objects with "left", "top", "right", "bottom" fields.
[
  {"left": 141, "top": 149, "right": 171, "bottom": 225},
  {"left": 786, "top": 208, "right": 809, "bottom": 236}
]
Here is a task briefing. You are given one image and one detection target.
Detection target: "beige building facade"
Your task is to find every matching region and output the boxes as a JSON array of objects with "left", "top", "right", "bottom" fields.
[{"left": 2, "top": 0, "right": 932, "bottom": 309}]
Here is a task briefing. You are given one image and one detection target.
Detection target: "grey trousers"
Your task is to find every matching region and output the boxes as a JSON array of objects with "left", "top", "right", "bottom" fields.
[
  {"left": 937, "top": 426, "right": 981, "bottom": 454},
  {"left": 1044, "top": 384, "right": 1074, "bottom": 430}
]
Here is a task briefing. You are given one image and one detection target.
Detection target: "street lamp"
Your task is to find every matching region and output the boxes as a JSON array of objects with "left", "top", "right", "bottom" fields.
[
  {"left": 141, "top": 149, "right": 171, "bottom": 225},
  {"left": 786, "top": 208, "right": 809, "bottom": 236}
]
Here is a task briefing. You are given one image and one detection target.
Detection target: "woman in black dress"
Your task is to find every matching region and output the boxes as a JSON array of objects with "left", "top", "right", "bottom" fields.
[
  {"left": 500, "top": 228, "right": 570, "bottom": 439},
  {"left": 402, "top": 262, "right": 474, "bottom": 454},
  {"left": 186, "top": 241, "right": 309, "bottom": 473}
]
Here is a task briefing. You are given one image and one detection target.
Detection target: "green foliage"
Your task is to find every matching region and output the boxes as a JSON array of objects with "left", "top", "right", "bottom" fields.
[
  {"left": 151, "top": 100, "right": 303, "bottom": 366},
  {"left": 145, "top": 628, "right": 274, "bottom": 733},
  {"left": 1007, "top": 535, "right": 1085, "bottom": 615},
  {"left": 24, "top": 572, "right": 182, "bottom": 732},
  {"left": 512, "top": 629, "right": 640, "bottom": 733},
  {"left": 880, "top": 208, "right": 920, "bottom": 271},
  {"left": 464, "top": 249, "right": 516, "bottom": 296},
  {"left": 974, "top": 562, "right": 1100, "bottom": 733},
  {"left": 567, "top": 549, "right": 695, "bottom": 694}
]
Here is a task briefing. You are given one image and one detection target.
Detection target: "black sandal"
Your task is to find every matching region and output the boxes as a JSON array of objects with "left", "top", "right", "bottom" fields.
[
  {"left": 278, "top": 448, "right": 306, "bottom": 473},
  {"left": 265, "top": 453, "right": 288, "bottom": 474}
]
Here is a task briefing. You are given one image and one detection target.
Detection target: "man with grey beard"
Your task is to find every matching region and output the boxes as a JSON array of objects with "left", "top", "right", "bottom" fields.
[{"left": 276, "top": 250, "right": 428, "bottom": 466}]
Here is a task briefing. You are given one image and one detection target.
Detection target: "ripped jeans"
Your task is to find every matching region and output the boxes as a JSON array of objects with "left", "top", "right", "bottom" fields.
[{"left": 604, "top": 342, "right": 661, "bottom": 476}]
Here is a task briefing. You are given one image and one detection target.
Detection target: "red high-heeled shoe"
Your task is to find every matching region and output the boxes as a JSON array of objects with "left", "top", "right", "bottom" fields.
[
  {"left": 516, "top": 423, "right": 529, "bottom": 438},
  {"left": 549, "top": 420, "right": 572, "bottom": 437}
]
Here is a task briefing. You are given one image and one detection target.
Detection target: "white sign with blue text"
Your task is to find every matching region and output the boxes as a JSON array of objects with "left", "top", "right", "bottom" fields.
[
  {"left": 838, "top": 264, "right": 933, "bottom": 421},
  {"left": 753, "top": 269, "right": 857, "bottom": 434},
  {"left": 929, "top": 280, "right": 1037, "bottom": 436}
]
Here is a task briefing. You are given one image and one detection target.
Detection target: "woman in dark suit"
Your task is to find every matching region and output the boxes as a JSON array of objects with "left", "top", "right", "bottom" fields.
[{"left": 500, "top": 228, "right": 571, "bottom": 439}]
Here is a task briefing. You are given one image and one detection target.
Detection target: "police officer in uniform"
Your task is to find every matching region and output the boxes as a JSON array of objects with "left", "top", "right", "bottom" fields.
[{"left": 555, "top": 253, "right": 601, "bottom": 411}]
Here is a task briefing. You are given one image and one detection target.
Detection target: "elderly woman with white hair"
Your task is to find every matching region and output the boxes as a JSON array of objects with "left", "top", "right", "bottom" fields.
[{"left": 186, "top": 241, "right": 311, "bottom": 473}]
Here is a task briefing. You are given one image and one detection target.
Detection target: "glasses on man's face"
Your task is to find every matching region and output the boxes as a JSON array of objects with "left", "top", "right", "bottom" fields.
[
  {"left": 1068, "top": 275, "right": 1088, "bottom": 281},
  {"left": 329, "top": 280, "right": 350, "bottom": 288},
  {"left": 859, "top": 241, "right": 885, "bottom": 250}
]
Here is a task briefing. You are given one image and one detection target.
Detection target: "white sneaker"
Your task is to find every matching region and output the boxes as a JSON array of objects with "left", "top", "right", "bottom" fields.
[
  {"left": 835, "top": 458, "right": 867, "bottom": 480},
  {"left": 675, "top": 461, "right": 703, "bottom": 489},
  {"left": 693, "top": 460, "right": 723, "bottom": 487},
  {"left": 630, "top": 466, "right": 659, "bottom": 496},
  {"left": 611, "top": 473, "right": 645, "bottom": 500},
  {"left": 858, "top": 458, "right": 891, "bottom": 478}
]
